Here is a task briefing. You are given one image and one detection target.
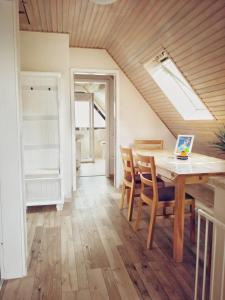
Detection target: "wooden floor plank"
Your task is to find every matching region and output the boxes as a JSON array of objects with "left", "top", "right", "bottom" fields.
[
  {"left": 31, "top": 227, "right": 61, "bottom": 300},
  {"left": 78, "top": 209, "right": 110, "bottom": 269},
  {"left": 1, "top": 277, "right": 34, "bottom": 300},
  {"left": 92, "top": 207, "right": 124, "bottom": 270},
  {"left": 87, "top": 268, "right": 110, "bottom": 300},
  {"left": 61, "top": 216, "right": 78, "bottom": 292},
  {"left": 135, "top": 263, "right": 169, "bottom": 300},
  {"left": 75, "top": 289, "right": 91, "bottom": 300},
  {"left": 26, "top": 212, "right": 38, "bottom": 262},
  {"left": 102, "top": 268, "right": 122, "bottom": 300},
  {"left": 28, "top": 226, "right": 43, "bottom": 276},
  {"left": 71, "top": 213, "right": 89, "bottom": 290},
  {"left": 62, "top": 291, "right": 76, "bottom": 300},
  {"left": 148, "top": 261, "right": 189, "bottom": 300},
  {"left": 30, "top": 227, "right": 49, "bottom": 300},
  {"left": 112, "top": 266, "right": 140, "bottom": 300},
  {"left": 117, "top": 245, "right": 151, "bottom": 299}
]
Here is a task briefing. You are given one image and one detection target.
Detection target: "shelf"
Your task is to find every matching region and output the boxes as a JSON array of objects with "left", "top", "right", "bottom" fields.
[
  {"left": 25, "top": 176, "right": 60, "bottom": 181},
  {"left": 25, "top": 169, "right": 60, "bottom": 180},
  {"left": 23, "top": 115, "right": 58, "bottom": 121},
  {"left": 21, "top": 72, "right": 63, "bottom": 209},
  {"left": 26, "top": 200, "right": 62, "bottom": 207},
  {"left": 24, "top": 144, "right": 59, "bottom": 150}
]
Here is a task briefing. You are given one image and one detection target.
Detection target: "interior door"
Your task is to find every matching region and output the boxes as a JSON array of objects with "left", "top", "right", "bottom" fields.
[{"left": 75, "top": 93, "right": 94, "bottom": 162}]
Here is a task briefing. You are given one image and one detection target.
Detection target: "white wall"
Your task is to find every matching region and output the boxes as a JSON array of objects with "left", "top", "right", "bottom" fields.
[
  {"left": 0, "top": 0, "right": 26, "bottom": 279},
  {"left": 20, "top": 31, "right": 71, "bottom": 198},
  {"left": 70, "top": 48, "right": 176, "bottom": 185}
]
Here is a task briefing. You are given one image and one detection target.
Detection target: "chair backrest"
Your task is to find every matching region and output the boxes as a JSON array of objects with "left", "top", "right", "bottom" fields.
[
  {"left": 136, "top": 154, "right": 159, "bottom": 201},
  {"left": 134, "top": 139, "right": 163, "bottom": 151},
  {"left": 120, "top": 147, "right": 135, "bottom": 183}
]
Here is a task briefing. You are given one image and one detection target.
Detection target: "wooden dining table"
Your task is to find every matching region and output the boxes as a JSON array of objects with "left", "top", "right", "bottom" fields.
[{"left": 136, "top": 149, "right": 225, "bottom": 263}]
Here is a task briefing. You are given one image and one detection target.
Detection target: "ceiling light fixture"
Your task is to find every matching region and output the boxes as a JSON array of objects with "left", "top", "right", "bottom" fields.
[{"left": 90, "top": 0, "right": 118, "bottom": 5}]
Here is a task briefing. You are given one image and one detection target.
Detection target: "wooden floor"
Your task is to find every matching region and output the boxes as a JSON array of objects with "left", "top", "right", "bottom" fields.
[
  {"left": 78, "top": 159, "right": 106, "bottom": 177},
  {"left": 0, "top": 176, "right": 209, "bottom": 300}
]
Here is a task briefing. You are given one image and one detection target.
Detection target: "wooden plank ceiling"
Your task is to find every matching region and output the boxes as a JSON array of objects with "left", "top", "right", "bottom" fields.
[{"left": 19, "top": 0, "right": 225, "bottom": 157}]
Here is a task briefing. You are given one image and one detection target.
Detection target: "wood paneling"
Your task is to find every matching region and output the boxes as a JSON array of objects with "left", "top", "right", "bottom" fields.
[{"left": 19, "top": 0, "right": 225, "bottom": 156}]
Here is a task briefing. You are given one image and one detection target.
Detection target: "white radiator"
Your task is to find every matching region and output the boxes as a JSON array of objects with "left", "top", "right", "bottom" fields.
[{"left": 195, "top": 209, "right": 225, "bottom": 300}]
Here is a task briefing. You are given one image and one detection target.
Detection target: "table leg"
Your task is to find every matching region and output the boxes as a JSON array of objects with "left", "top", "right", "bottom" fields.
[{"left": 173, "top": 175, "right": 185, "bottom": 262}]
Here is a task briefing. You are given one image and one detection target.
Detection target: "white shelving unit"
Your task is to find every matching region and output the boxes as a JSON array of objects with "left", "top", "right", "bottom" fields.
[{"left": 21, "top": 72, "right": 64, "bottom": 210}]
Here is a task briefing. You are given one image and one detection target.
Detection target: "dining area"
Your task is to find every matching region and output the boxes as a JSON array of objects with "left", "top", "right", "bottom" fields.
[{"left": 119, "top": 138, "right": 225, "bottom": 298}]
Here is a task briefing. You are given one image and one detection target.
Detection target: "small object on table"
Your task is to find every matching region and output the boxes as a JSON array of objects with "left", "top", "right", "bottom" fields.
[{"left": 177, "top": 150, "right": 189, "bottom": 160}]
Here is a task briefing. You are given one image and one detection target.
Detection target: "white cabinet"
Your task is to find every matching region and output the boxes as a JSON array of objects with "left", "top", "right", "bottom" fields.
[{"left": 21, "top": 72, "right": 64, "bottom": 210}]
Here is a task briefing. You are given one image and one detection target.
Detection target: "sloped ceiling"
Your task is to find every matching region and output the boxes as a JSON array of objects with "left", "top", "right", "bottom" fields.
[{"left": 19, "top": 0, "right": 225, "bottom": 157}]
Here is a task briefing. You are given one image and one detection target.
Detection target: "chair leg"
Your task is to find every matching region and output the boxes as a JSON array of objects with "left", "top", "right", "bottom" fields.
[
  {"left": 120, "top": 183, "right": 126, "bottom": 209},
  {"left": 126, "top": 188, "right": 130, "bottom": 206},
  {"left": 147, "top": 203, "right": 157, "bottom": 249},
  {"left": 134, "top": 196, "right": 143, "bottom": 231},
  {"left": 127, "top": 185, "right": 135, "bottom": 221},
  {"left": 190, "top": 201, "right": 195, "bottom": 243}
]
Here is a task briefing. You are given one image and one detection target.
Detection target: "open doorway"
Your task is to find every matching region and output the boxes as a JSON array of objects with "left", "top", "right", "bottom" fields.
[
  {"left": 71, "top": 73, "right": 117, "bottom": 184},
  {"left": 75, "top": 81, "right": 107, "bottom": 176}
]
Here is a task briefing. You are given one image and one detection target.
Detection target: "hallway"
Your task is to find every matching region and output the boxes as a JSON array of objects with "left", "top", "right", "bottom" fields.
[
  {"left": 78, "top": 159, "right": 106, "bottom": 177},
  {"left": 0, "top": 177, "right": 204, "bottom": 300}
]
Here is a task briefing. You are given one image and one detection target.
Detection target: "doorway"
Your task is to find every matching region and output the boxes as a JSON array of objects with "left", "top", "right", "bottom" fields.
[
  {"left": 71, "top": 72, "right": 117, "bottom": 185},
  {"left": 75, "top": 82, "right": 107, "bottom": 176}
]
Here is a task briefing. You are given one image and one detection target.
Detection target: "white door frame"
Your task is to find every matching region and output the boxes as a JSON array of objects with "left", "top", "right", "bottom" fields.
[
  {"left": 70, "top": 68, "right": 119, "bottom": 191},
  {"left": 75, "top": 78, "right": 110, "bottom": 176}
]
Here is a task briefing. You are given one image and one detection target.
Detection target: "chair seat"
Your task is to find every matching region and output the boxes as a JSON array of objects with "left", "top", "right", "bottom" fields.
[
  {"left": 126, "top": 174, "right": 164, "bottom": 187},
  {"left": 143, "top": 186, "right": 194, "bottom": 202}
]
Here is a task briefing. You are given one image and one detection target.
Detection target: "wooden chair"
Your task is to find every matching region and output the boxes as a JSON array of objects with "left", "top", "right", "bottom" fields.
[
  {"left": 134, "top": 139, "right": 163, "bottom": 151},
  {"left": 134, "top": 154, "right": 195, "bottom": 249},
  {"left": 120, "top": 147, "right": 164, "bottom": 221},
  {"left": 133, "top": 140, "right": 164, "bottom": 174},
  {"left": 120, "top": 147, "right": 136, "bottom": 221}
]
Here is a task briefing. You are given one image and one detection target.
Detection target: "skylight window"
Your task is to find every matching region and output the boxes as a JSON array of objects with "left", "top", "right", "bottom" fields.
[{"left": 144, "top": 53, "right": 214, "bottom": 120}]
